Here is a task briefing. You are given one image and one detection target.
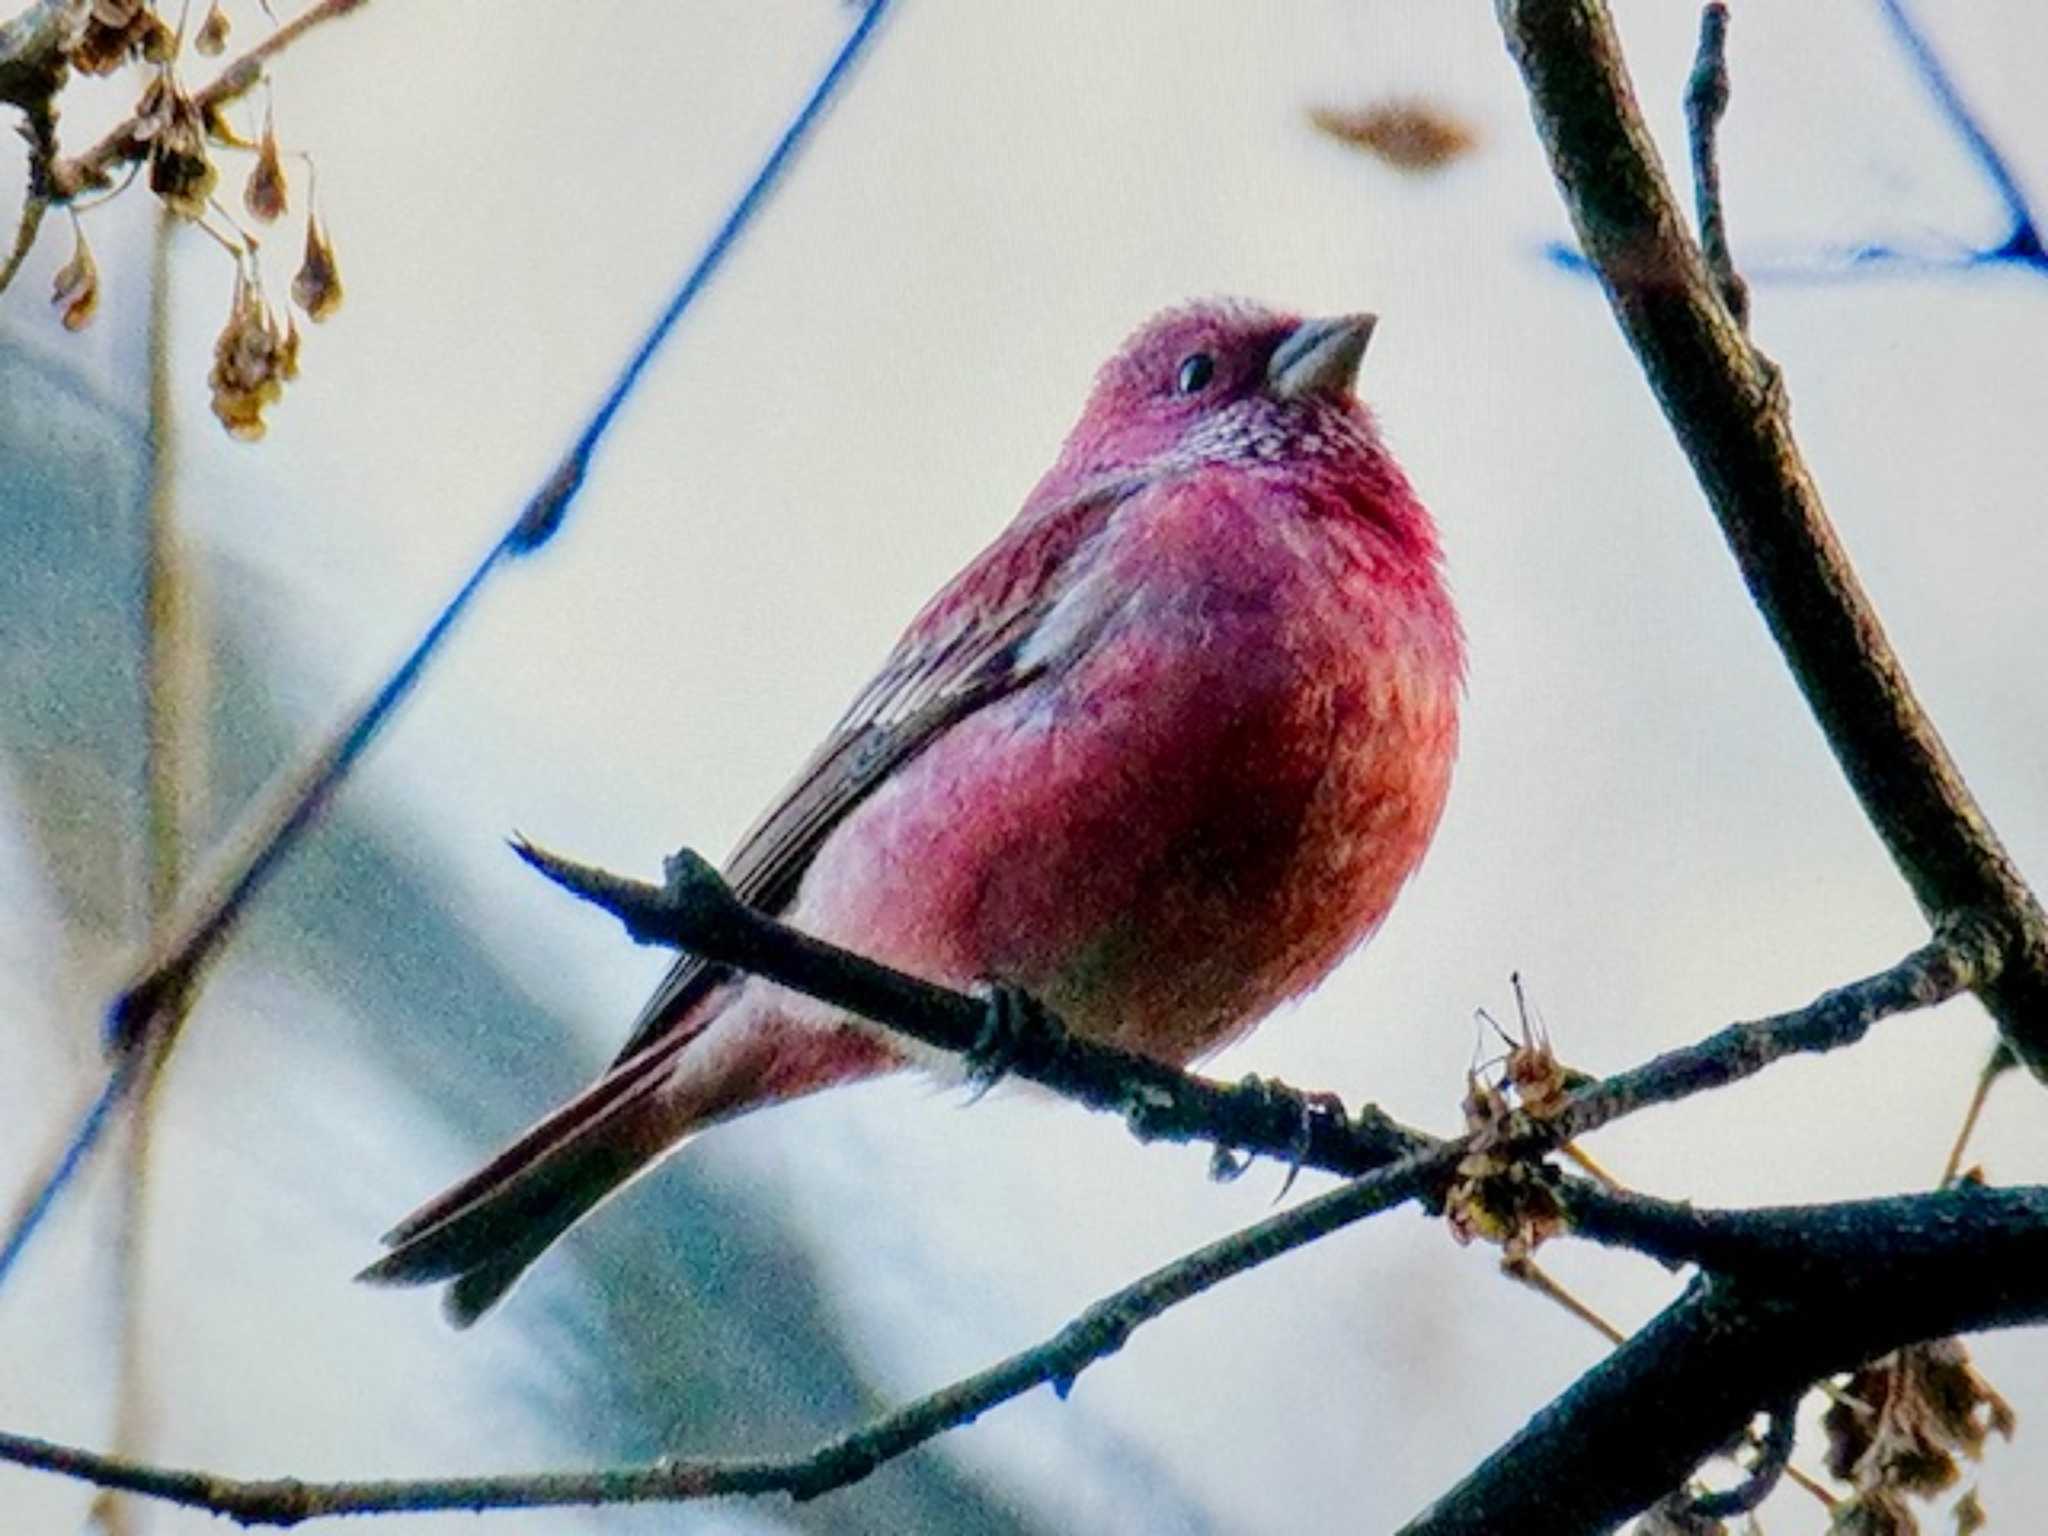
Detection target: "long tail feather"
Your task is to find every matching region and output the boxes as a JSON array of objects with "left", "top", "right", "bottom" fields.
[{"left": 358, "top": 997, "right": 731, "bottom": 1325}]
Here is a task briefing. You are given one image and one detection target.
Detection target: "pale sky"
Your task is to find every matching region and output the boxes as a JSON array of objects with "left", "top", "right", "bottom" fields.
[{"left": 3, "top": 2, "right": 2047, "bottom": 1531}]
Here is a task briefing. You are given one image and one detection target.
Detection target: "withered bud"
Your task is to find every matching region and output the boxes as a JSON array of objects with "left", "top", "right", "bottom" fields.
[
  {"left": 245, "top": 111, "right": 288, "bottom": 222},
  {"left": 196, "top": 0, "right": 231, "bottom": 55},
  {"left": 51, "top": 227, "right": 99, "bottom": 333},
  {"left": 291, "top": 211, "right": 342, "bottom": 321},
  {"left": 149, "top": 91, "right": 219, "bottom": 220},
  {"left": 209, "top": 269, "right": 294, "bottom": 440}
]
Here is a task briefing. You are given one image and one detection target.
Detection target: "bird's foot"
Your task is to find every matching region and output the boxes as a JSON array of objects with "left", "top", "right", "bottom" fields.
[
  {"left": 1227, "top": 1075, "right": 1349, "bottom": 1201},
  {"left": 965, "top": 979, "right": 1051, "bottom": 1102}
]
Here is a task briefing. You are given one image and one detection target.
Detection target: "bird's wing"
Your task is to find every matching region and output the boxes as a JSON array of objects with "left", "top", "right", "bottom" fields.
[{"left": 606, "top": 481, "right": 1132, "bottom": 1066}]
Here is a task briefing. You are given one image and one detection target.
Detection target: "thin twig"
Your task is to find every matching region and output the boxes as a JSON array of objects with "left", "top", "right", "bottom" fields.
[
  {"left": 0, "top": 1068, "right": 126, "bottom": 1285},
  {"left": 1683, "top": 2, "right": 1748, "bottom": 327},
  {"left": 1939, "top": 1042, "right": 2014, "bottom": 1187},
  {"left": 1874, "top": 0, "right": 2044, "bottom": 263},
  {"left": 1536, "top": 919, "right": 1995, "bottom": 1147},
  {"left": 1498, "top": 0, "right": 2048, "bottom": 1078},
  {"left": 0, "top": 189, "right": 47, "bottom": 297},
  {"left": 515, "top": 840, "right": 1434, "bottom": 1175},
  {"left": 0, "top": 918, "right": 1994, "bottom": 1523},
  {"left": 89, "top": 202, "right": 201, "bottom": 1536},
  {"left": 0, "top": 1140, "right": 1459, "bottom": 1525},
  {"left": 1501, "top": 1256, "right": 1624, "bottom": 1344},
  {"left": 46, "top": 0, "right": 373, "bottom": 200},
  {"left": 1687, "top": 1394, "right": 1799, "bottom": 1519}
]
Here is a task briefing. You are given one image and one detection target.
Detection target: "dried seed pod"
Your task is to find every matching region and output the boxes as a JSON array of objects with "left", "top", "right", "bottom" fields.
[
  {"left": 50, "top": 227, "right": 99, "bottom": 333},
  {"left": 137, "top": 9, "right": 175, "bottom": 62},
  {"left": 150, "top": 91, "right": 219, "bottom": 219},
  {"left": 291, "top": 210, "right": 342, "bottom": 321},
  {"left": 133, "top": 73, "right": 174, "bottom": 140},
  {"left": 209, "top": 269, "right": 294, "bottom": 440},
  {"left": 72, "top": 0, "right": 154, "bottom": 75},
  {"left": 196, "top": 0, "right": 231, "bottom": 55},
  {"left": 245, "top": 110, "right": 288, "bottom": 221}
]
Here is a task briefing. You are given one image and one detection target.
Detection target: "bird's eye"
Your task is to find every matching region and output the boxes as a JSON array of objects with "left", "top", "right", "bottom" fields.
[{"left": 1175, "top": 352, "right": 1215, "bottom": 395}]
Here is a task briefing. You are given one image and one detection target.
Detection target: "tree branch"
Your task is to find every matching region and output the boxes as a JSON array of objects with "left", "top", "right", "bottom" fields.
[
  {"left": 0, "top": 1138, "right": 1458, "bottom": 1526},
  {"left": 1682, "top": 1, "right": 1746, "bottom": 327},
  {"left": 0, "top": 911, "right": 1991, "bottom": 1523},
  {"left": 514, "top": 840, "right": 1435, "bottom": 1175},
  {"left": 514, "top": 840, "right": 1988, "bottom": 1183},
  {"left": 1495, "top": 0, "right": 2048, "bottom": 1077},
  {"left": 1399, "top": 1184, "right": 2048, "bottom": 1535},
  {"left": 45, "top": 0, "right": 372, "bottom": 200}
]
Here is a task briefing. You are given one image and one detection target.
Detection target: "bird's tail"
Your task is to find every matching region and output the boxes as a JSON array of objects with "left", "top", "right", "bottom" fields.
[{"left": 358, "top": 1000, "right": 740, "bottom": 1327}]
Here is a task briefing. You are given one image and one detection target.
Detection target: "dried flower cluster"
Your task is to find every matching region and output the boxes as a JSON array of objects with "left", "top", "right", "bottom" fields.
[
  {"left": 29, "top": 0, "right": 346, "bottom": 438},
  {"left": 1441, "top": 1014, "right": 1584, "bottom": 1260},
  {"left": 1819, "top": 1340, "right": 2015, "bottom": 1534},
  {"left": 208, "top": 264, "right": 298, "bottom": 439},
  {"left": 73, "top": 0, "right": 175, "bottom": 76}
]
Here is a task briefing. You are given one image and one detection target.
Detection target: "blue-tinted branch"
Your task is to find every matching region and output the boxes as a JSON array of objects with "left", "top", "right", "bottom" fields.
[
  {"left": 0, "top": 0, "right": 899, "bottom": 1299},
  {"left": 1876, "top": 0, "right": 2043, "bottom": 264},
  {"left": 1546, "top": 1, "right": 2046, "bottom": 281}
]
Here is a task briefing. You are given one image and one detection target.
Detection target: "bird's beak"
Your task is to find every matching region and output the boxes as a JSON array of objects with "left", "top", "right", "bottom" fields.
[{"left": 1266, "top": 313, "right": 1378, "bottom": 400}]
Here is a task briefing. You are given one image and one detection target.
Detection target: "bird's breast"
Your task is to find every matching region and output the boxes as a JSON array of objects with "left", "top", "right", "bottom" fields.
[{"left": 797, "top": 472, "right": 1460, "bottom": 1065}]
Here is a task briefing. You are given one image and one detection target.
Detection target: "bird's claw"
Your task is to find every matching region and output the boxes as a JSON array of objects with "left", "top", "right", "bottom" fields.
[
  {"left": 965, "top": 979, "right": 1045, "bottom": 1102},
  {"left": 1209, "top": 1145, "right": 1252, "bottom": 1182},
  {"left": 1238, "top": 1075, "right": 1349, "bottom": 1202},
  {"left": 1204, "top": 1076, "right": 1347, "bottom": 1193}
]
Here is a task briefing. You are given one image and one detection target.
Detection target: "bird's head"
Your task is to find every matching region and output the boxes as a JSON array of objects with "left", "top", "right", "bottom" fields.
[{"left": 1051, "top": 299, "right": 1381, "bottom": 486}]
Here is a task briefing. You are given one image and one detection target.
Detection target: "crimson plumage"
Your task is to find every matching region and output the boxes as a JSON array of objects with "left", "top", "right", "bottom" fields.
[{"left": 362, "top": 299, "right": 1464, "bottom": 1323}]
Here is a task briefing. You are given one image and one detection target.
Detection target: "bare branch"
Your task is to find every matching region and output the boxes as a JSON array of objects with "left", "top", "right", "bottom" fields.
[
  {"left": 46, "top": 0, "right": 372, "bottom": 200},
  {"left": 1496, "top": 0, "right": 2048, "bottom": 1077},
  {"left": 514, "top": 839, "right": 1435, "bottom": 1175},
  {"left": 0, "top": 1139, "right": 1457, "bottom": 1526},
  {"left": 1400, "top": 1184, "right": 2048, "bottom": 1535},
  {"left": 1688, "top": 1393, "right": 1798, "bottom": 1519},
  {"left": 518, "top": 837, "right": 1992, "bottom": 1182},
  {"left": 11, "top": 1170, "right": 2045, "bottom": 1527},
  {"left": 0, "top": 914, "right": 1992, "bottom": 1522}
]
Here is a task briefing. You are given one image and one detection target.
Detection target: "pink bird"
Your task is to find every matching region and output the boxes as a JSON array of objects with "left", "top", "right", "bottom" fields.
[{"left": 362, "top": 299, "right": 1464, "bottom": 1324}]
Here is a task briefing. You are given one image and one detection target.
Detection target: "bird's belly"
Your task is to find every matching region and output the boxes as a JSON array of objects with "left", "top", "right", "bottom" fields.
[{"left": 792, "top": 603, "right": 1457, "bottom": 1066}]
